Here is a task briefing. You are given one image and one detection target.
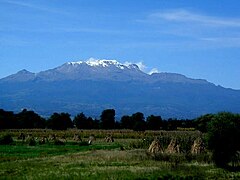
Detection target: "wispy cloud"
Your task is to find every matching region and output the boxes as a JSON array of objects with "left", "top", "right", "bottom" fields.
[
  {"left": 124, "top": 61, "right": 160, "bottom": 74},
  {"left": 200, "top": 37, "right": 240, "bottom": 47},
  {"left": 148, "top": 68, "right": 159, "bottom": 75},
  {"left": 0, "top": 36, "right": 33, "bottom": 46},
  {"left": 124, "top": 61, "right": 147, "bottom": 72},
  {"left": 150, "top": 9, "right": 240, "bottom": 27},
  {"left": 2, "top": 0, "right": 65, "bottom": 14},
  {"left": 1, "top": 26, "right": 130, "bottom": 36},
  {"left": 135, "top": 62, "right": 146, "bottom": 72},
  {"left": 137, "top": 9, "right": 240, "bottom": 49},
  {"left": 55, "top": 27, "right": 127, "bottom": 34}
]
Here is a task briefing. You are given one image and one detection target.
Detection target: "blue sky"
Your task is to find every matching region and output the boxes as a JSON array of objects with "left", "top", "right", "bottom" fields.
[{"left": 1, "top": 0, "right": 240, "bottom": 89}]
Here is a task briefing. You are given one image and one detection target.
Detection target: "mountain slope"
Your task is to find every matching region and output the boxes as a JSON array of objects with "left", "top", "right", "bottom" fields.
[{"left": 0, "top": 58, "right": 240, "bottom": 118}]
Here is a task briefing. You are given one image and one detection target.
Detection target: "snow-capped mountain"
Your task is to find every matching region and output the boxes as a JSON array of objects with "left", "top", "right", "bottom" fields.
[
  {"left": 1, "top": 58, "right": 240, "bottom": 118},
  {"left": 46, "top": 58, "right": 146, "bottom": 81},
  {"left": 1, "top": 58, "right": 208, "bottom": 84},
  {"left": 2, "top": 58, "right": 148, "bottom": 82}
]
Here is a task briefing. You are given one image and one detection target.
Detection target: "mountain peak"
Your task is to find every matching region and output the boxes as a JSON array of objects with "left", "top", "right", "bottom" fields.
[
  {"left": 17, "top": 69, "right": 33, "bottom": 74},
  {"left": 0, "top": 69, "right": 35, "bottom": 82}
]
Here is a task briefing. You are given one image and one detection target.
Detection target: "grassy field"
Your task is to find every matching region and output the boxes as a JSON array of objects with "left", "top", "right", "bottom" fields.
[{"left": 0, "top": 130, "right": 240, "bottom": 179}]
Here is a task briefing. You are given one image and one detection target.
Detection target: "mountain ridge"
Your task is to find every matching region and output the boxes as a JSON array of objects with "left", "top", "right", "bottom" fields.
[{"left": 1, "top": 58, "right": 211, "bottom": 85}]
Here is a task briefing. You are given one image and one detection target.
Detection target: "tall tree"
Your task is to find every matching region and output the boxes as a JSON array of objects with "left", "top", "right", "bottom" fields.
[
  {"left": 92, "top": 118, "right": 100, "bottom": 129},
  {"left": 195, "top": 114, "right": 214, "bottom": 132},
  {"left": 120, "top": 115, "right": 133, "bottom": 129},
  {"left": 100, "top": 109, "right": 115, "bottom": 129},
  {"left": 16, "top": 109, "right": 45, "bottom": 129},
  {"left": 146, "top": 115, "right": 162, "bottom": 130},
  {"left": 0, "top": 109, "right": 15, "bottom": 129},
  {"left": 73, "top": 113, "right": 93, "bottom": 129},
  {"left": 47, "top": 112, "right": 73, "bottom": 130},
  {"left": 207, "top": 112, "right": 240, "bottom": 167},
  {"left": 131, "top": 112, "right": 146, "bottom": 131}
]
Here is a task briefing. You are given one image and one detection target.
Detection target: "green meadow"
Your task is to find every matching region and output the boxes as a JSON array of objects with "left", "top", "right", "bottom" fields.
[{"left": 0, "top": 130, "right": 240, "bottom": 179}]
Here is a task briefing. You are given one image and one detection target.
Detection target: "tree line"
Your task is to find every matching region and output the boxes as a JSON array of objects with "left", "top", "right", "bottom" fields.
[
  {"left": 0, "top": 108, "right": 195, "bottom": 130},
  {"left": 0, "top": 108, "right": 239, "bottom": 132},
  {"left": 0, "top": 109, "right": 240, "bottom": 132}
]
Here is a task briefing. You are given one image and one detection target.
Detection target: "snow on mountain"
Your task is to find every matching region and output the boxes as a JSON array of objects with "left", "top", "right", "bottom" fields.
[{"left": 67, "top": 58, "right": 140, "bottom": 70}]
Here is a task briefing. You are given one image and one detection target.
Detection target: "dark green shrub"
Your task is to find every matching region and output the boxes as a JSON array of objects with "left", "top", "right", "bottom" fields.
[
  {"left": 78, "top": 141, "right": 89, "bottom": 146},
  {"left": 185, "top": 153, "right": 212, "bottom": 164},
  {"left": 54, "top": 139, "right": 65, "bottom": 145},
  {"left": 207, "top": 112, "right": 240, "bottom": 167},
  {"left": 27, "top": 137, "right": 36, "bottom": 146},
  {"left": 0, "top": 134, "right": 13, "bottom": 145}
]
